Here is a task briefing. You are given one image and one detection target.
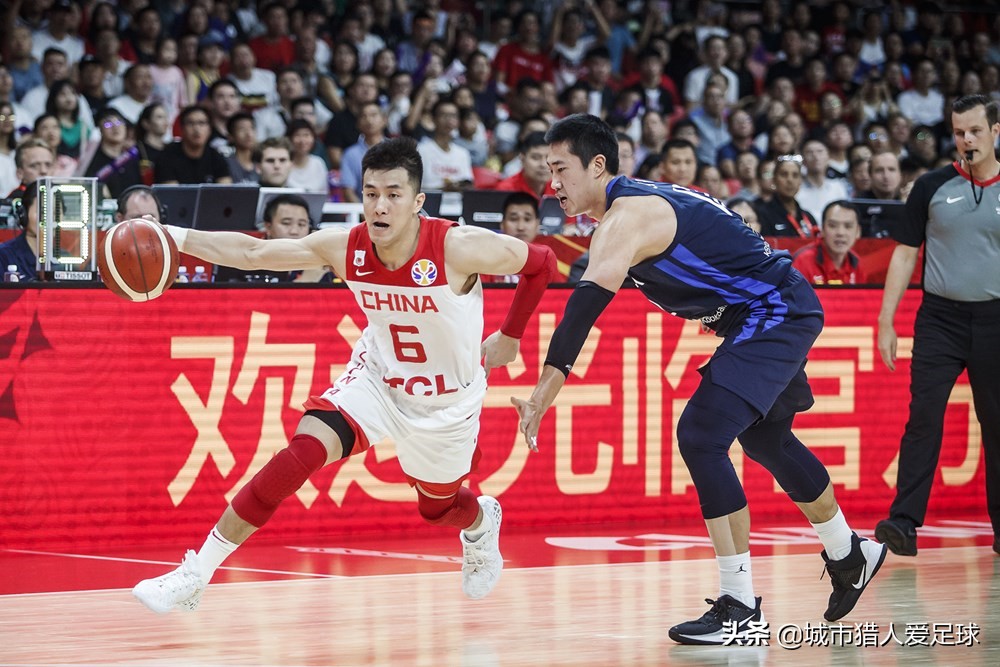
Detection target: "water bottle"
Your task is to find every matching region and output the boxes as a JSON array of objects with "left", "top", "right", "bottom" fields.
[
  {"left": 3, "top": 264, "right": 19, "bottom": 283},
  {"left": 176, "top": 266, "right": 190, "bottom": 283},
  {"left": 191, "top": 265, "right": 210, "bottom": 283}
]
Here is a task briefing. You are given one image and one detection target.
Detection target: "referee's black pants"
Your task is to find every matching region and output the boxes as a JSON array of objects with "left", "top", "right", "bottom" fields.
[{"left": 889, "top": 293, "right": 1000, "bottom": 535}]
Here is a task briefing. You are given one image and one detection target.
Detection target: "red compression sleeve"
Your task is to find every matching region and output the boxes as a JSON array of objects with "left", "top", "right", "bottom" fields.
[{"left": 500, "top": 243, "right": 558, "bottom": 339}]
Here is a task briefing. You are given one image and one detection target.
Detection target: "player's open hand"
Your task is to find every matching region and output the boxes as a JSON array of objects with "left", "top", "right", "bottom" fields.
[
  {"left": 481, "top": 331, "right": 519, "bottom": 375},
  {"left": 510, "top": 396, "right": 540, "bottom": 452}
]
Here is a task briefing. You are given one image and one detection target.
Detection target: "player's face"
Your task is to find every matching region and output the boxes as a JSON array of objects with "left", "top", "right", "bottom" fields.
[
  {"left": 265, "top": 204, "right": 311, "bottom": 240},
  {"left": 547, "top": 141, "right": 599, "bottom": 217},
  {"left": 362, "top": 167, "right": 425, "bottom": 247},
  {"left": 500, "top": 203, "right": 540, "bottom": 243}
]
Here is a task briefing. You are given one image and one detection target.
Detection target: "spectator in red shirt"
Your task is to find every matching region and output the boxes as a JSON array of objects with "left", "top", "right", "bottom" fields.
[
  {"left": 249, "top": 3, "right": 296, "bottom": 72},
  {"left": 792, "top": 200, "right": 867, "bottom": 285},
  {"left": 494, "top": 132, "right": 556, "bottom": 202},
  {"left": 493, "top": 10, "right": 555, "bottom": 94}
]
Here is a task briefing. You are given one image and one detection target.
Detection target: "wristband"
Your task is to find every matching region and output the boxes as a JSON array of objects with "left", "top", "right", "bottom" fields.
[{"left": 164, "top": 225, "right": 189, "bottom": 252}]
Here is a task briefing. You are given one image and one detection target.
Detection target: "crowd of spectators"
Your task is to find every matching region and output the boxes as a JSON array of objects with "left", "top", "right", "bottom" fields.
[{"left": 0, "top": 0, "right": 997, "bottom": 257}]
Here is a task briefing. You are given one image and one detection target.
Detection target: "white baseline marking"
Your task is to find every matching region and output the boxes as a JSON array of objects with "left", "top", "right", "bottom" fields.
[{"left": 3, "top": 548, "right": 341, "bottom": 579}]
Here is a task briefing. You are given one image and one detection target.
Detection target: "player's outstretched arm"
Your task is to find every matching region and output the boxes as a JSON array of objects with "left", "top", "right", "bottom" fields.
[
  {"left": 512, "top": 197, "right": 666, "bottom": 450},
  {"left": 164, "top": 226, "right": 348, "bottom": 274}
]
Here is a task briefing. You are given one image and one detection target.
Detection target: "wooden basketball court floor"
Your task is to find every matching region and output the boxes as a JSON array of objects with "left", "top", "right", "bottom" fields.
[{"left": 2, "top": 518, "right": 998, "bottom": 667}]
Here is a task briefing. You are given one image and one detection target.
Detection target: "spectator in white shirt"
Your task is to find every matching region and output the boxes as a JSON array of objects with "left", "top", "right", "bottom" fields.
[
  {"left": 897, "top": 60, "right": 945, "bottom": 127},
  {"left": 21, "top": 48, "right": 94, "bottom": 132},
  {"left": 93, "top": 28, "right": 131, "bottom": 99},
  {"left": 285, "top": 118, "right": 329, "bottom": 194},
  {"left": 684, "top": 35, "right": 740, "bottom": 110},
  {"left": 797, "top": 139, "right": 850, "bottom": 222},
  {"left": 227, "top": 42, "right": 278, "bottom": 113},
  {"left": 108, "top": 65, "right": 155, "bottom": 126},
  {"left": 31, "top": 0, "right": 85, "bottom": 65},
  {"left": 417, "top": 100, "right": 473, "bottom": 191},
  {"left": 254, "top": 67, "right": 332, "bottom": 141}
]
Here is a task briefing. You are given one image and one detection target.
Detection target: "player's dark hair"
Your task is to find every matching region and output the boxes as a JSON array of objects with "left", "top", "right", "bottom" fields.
[
  {"left": 544, "top": 114, "right": 619, "bottom": 175},
  {"left": 362, "top": 136, "right": 423, "bottom": 194}
]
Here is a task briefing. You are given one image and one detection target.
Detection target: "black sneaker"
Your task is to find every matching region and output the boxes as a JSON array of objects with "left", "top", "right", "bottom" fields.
[
  {"left": 821, "top": 532, "right": 887, "bottom": 622},
  {"left": 668, "top": 595, "right": 765, "bottom": 645},
  {"left": 874, "top": 517, "right": 917, "bottom": 556}
]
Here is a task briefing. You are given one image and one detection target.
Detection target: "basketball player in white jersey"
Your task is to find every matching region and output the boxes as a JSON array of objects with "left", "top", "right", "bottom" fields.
[{"left": 133, "top": 137, "right": 558, "bottom": 613}]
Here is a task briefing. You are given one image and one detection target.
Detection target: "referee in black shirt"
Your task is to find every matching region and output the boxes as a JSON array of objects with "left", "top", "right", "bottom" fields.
[{"left": 875, "top": 94, "right": 1000, "bottom": 556}]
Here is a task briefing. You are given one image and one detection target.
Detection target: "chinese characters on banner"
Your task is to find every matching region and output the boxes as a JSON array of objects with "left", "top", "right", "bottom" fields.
[{"left": 0, "top": 287, "right": 986, "bottom": 550}]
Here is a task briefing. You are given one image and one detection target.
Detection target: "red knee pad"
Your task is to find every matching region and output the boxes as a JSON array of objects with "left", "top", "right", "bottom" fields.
[
  {"left": 417, "top": 486, "right": 480, "bottom": 529},
  {"left": 232, "top": 434, "right": 329, "bottom": 527}
]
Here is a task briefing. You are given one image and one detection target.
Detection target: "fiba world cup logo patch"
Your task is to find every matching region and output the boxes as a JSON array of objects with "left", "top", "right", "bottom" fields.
[{"left": 411, "top": 259, "right": 438, "bottom": 286}]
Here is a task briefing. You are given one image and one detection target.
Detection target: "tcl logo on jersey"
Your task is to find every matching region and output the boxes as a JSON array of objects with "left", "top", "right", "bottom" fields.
[{"left": 411, "top": 259, "right": 438, "bottom": 286}]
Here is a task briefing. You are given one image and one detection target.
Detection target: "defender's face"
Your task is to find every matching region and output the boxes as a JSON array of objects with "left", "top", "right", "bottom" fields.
[
  {"left": 547, "top": 141, "right": 596, "bottom": 217},
  {"left": 362, "top": 168, "right": 425, "bottom": 247}
]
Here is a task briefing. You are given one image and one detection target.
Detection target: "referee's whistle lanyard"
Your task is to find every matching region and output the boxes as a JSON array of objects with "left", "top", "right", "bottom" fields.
[{"left": 786, "top": 211, "right": 819, "bottom": 238}]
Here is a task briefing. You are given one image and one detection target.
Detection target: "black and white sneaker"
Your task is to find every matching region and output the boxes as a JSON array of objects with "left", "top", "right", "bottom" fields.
[
  {"left": 821, "top": 532, "right": 887, "bottom": 622},
  {"left": 668, "top": 595, "right": 766, "bottom": 645}
]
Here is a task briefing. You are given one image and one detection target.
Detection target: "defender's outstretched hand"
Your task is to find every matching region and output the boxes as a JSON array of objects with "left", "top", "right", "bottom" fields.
[{"left": 510, "top": 396, "right": 540, "bottom": 452}]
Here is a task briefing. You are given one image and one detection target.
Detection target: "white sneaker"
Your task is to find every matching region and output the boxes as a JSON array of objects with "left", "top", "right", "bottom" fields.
[
  {"left": 132, "top": 550, "right": 206, "bottom": 614},
  {"left": 460, "top": 496, "right": 503, "bottom": 599}
]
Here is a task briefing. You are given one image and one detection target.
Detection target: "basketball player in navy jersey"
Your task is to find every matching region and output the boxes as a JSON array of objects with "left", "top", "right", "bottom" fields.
[
  {"left": 512, "top": 114, "right": 886, "bottom": 645},
  {"left": 132, "top": 137, "right": 557, "bottom": 614}
]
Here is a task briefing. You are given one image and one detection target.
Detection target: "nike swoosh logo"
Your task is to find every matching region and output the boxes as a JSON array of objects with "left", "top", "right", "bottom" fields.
[
  {"left": 947, "top": 196, "right": 965, "bottom": 204},
  {"left": 356, "top": 270, "right": 374, "bottom": 276},
  {"left": 852, "top": 566, "right": 867, "bottom": 590}
]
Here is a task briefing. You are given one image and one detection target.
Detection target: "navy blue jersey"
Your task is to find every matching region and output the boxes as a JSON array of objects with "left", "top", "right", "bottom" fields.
[{"left": 608, "top": 177, "right": 795, "bottom": 336}]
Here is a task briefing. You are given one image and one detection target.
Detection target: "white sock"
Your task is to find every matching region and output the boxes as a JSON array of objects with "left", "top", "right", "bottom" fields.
[
  {"left": 195, "top": 527, "right": 240, "bottom": 583},
  {"left": 462, "top": 508, "right": 492, "bottom": 542},
  {"left": 813, "top": 508, "right": 854, "bottom": 561},
  {"left": 717, "top": 552, "right": 755, "bottom": 608}
]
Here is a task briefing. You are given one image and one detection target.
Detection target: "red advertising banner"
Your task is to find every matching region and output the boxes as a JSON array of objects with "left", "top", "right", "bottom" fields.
[{"left": 0, "top": 286, "right": 986, "bottom": 550}]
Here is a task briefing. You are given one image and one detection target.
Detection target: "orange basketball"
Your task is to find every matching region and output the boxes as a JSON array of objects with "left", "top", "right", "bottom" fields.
[{"left": 97, "top": 219, "right": 180, "bottom": 302}]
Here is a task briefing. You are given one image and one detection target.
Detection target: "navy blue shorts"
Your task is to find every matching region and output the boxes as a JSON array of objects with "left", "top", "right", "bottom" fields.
[{"left": 701, "top": 270, "right": 823, "bottom": 421}]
